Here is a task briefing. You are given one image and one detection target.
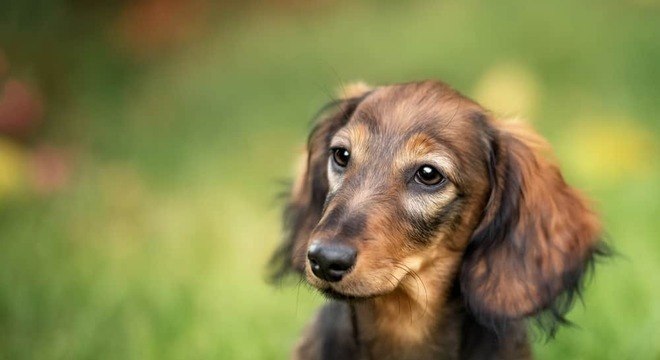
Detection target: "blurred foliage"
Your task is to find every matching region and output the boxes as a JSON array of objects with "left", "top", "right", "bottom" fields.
[{"left": 0, "top": 0, "right": 658, "bottom": 359}]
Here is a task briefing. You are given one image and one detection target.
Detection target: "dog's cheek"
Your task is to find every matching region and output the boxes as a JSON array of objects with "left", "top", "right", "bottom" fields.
[
  {"left": 402, "top": 203, "right": 460, "bottom": 248},
  {"left": 401, "top": 185, "right": 462, "bottom": 245}
]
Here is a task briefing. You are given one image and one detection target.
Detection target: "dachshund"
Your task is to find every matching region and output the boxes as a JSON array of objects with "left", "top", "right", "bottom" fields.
[{"left": 270, "top": 80, "right": 606, "bottom": 359}]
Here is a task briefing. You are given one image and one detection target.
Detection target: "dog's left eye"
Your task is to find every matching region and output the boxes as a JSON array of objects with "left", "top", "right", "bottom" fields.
[{"left": 415, "top": 165, "right": 445, "bottom": 186}]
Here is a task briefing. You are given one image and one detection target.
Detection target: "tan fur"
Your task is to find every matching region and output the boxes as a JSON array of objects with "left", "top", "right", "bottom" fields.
[
  {"left": 338, "top": 81, "right": 373, "bottom": 99},
  {"left": 355, "top": 243, "right": 462, "bottom": 359}
]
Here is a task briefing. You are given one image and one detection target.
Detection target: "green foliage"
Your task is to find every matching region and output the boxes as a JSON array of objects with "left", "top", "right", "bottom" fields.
[{"left": 0, "top": 0, "right": 658, "bottom": 358}]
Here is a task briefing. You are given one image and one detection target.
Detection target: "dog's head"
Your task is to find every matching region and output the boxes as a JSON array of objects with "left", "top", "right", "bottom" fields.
[{"left": 272, "top": 80, "right": 603, "bottom": 331}]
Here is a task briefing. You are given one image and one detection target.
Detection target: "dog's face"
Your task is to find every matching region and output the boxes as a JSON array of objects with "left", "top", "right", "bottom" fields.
[
  {"left": 302, "top": 83, "right": 491, "bottom": 298},
  {"left": 274, "top": 80, "right": 602, "bottom": 327}
]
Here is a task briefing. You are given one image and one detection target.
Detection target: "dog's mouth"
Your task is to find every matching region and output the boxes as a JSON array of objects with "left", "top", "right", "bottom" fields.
[
  {"left": 320, "top": 288, "right": 390, "bottom": 302},
  {"left": 314, "top": 282, "right": 395, "bottom": 301},
  {"left": 319, "top": 287, "right": 357, "bottom": 300},
  {"left": 319, "top": 287, "right": 374, "bottom": 301},
  {"left": 306, "top": 262, "right": 411, "bottom": 301}
]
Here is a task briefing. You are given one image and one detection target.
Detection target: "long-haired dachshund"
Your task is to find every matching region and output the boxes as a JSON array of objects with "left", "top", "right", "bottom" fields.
[{"left": 271, "top": 80, "right": 606, "bottom": 359}]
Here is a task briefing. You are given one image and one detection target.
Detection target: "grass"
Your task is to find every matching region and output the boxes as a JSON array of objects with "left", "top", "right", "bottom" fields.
[{"left": 0, "top": 0, "right": 658, "bottom": 358}]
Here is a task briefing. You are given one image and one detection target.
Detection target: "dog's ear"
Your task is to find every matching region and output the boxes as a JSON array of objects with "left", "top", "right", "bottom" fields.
[
  {"left": 270, "top": 83, "right": 372, "bottom": 281},
  {"left": 461, "top": 120, "right": 604, "bottom": 333}
]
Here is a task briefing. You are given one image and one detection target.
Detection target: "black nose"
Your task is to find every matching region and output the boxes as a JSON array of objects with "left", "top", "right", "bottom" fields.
[{"left": 307, "top": 243, "right": 357, "bottom": 282}]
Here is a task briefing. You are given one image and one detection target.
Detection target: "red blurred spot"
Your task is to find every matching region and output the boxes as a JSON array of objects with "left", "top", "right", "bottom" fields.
[
  {"left": 29, "top": 145, "right": 73, "bottom": 195},
  {"left": 114, "top": 0, "right": 210, "bottom": 59},
  {"left": 0, "top": 79, "right": 44, "bottom": 138}
]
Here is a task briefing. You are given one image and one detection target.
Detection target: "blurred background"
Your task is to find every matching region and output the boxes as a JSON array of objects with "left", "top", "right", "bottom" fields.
[{"left": 0, "top": 0, "right": 658, "bottom": 358}]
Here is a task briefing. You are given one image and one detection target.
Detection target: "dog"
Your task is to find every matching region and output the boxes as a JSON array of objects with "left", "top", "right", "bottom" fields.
[{"left": 270, "top": 80, "right": 606, "bottom": 359}]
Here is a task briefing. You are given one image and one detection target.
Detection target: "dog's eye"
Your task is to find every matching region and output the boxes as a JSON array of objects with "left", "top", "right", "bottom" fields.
[
  {"left": 331, "top": 147, "right": 350, "bottom": 168},
  {"left": 415, "top": 165, "right": 445, "bottom": 186}
]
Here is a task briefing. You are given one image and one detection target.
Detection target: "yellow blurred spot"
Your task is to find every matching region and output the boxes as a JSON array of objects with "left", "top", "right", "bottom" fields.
[
  {"left": 562, "top": 117, "right": 657, "bottom": 185},
  {"left": 473, "top": 62, "right": 540, "bottom": 119},
  {"left": 0, "top": 137, "right": 27, "bottom": 199}
]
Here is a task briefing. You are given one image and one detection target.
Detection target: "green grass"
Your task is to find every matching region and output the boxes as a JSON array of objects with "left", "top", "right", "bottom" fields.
[{"left": 0, "top": 0, "right": 658, "bottom": 358}]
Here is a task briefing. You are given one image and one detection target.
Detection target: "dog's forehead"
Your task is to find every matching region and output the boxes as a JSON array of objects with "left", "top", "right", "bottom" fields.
[{"left": 347, "top": 81, "right": 482, "bottom": 145}]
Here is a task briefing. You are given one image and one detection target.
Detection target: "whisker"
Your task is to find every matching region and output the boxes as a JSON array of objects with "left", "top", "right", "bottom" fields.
[
  {"left": 295, "top": 279, "right": 302, "bottom": 317},
  {"left": 385, "top": 273, "right": 402, "bottom": 316},
  {"left": 394, "top": 263, "right": 430, "bottom": 320}
]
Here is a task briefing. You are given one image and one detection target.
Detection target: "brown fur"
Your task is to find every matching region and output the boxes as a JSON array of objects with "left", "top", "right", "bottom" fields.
[{"left": 272, "top": 80, "right": 604, "bottom": 359}]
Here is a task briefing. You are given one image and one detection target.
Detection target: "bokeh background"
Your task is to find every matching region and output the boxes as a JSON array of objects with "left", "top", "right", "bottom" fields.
[{"left": 0, "top": 0, "right": 658, "bottom": 358}]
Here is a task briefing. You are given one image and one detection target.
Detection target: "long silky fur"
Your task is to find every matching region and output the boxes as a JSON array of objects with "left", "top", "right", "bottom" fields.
[{"left": 460, "top": 124, "right": 611, "bottom": 339}]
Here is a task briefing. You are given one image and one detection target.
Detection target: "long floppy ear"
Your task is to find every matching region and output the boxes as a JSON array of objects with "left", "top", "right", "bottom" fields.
[
  {"left": 269, "top": 83, "right": 372, "bottom": 281},
  {"left": 461, "top": 119, "right": 605, "bottom": 334}
]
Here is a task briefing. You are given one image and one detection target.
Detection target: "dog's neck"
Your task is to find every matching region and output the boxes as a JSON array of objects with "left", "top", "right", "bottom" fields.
[{"left": 351, "top": 255, "right": 463, "bottom": 359}]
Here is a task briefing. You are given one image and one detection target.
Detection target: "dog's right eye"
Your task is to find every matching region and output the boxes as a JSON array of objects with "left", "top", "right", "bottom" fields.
[
  {"left": 331, "top": 147, "right": 350, "bottom": 168},
  {"left": 414, "top": 165, "right": 445, "bottom": 186}
]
